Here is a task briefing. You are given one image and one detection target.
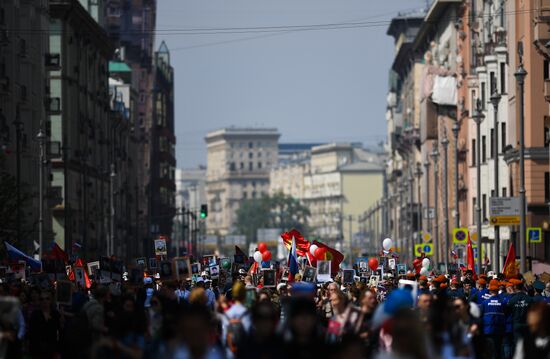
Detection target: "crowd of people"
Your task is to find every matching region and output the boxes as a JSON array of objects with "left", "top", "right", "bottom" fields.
[{"left": 0, "top": 264, "right": 550, "bottom": 359}]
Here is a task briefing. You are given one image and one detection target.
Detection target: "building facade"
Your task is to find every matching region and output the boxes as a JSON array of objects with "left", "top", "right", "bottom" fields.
[
  {"left": 205, "top": 128, "right": 280, "bottom": 236},
  {"left": 0, "top": 0, "right": 51, "bottom": 253}
]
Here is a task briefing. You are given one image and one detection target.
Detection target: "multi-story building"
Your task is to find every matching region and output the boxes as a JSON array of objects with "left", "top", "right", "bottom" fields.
[
  {"left": 0, "top": 0, "right": 51, "bottom": 253},
  {"left": 149, "top": 42, "right": 176, "bottom": 244},
  {"left": 382, "top": 0, "right": 550, "bottom": 269},
  {"left": 205, "top": 128, "right": 280, "bottom": 236},
  {"left": 47, "top": 0, "right": 114, "bottom": 256}
]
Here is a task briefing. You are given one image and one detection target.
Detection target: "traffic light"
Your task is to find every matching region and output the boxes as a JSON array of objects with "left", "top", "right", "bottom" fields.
[{"left": 200, "top": 204, "right": 208, "bottom": 219}]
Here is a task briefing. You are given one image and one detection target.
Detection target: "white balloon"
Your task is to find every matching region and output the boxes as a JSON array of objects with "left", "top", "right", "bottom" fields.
[
  {"left": 309, "top": 244, "right": 319, "bottom": 256},
  {"left": 420, "top": 267, "right": 429, "bottom": 276},
  {"left": 382, "top": 238, "right": 393, "bottom": 251},
  {"left": 422, "top": 258, "right": 430, "bottom": 268},
  {"left": 253, "top": 251, "right": 262, "bottom": 263}
]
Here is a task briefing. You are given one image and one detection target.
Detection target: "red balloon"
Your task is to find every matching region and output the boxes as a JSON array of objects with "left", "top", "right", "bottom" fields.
[
  {"left": 258, "top": 242, "right": 268, "bottom": 253},
  {"left": 314, "top": 247, "right": 327, "bottom": 260},
  {"left": 368, "top": 258, "right": 379, "bottom": 271},
  {"left": 262, "top": 250, "right": 272, "bottom": 262}
]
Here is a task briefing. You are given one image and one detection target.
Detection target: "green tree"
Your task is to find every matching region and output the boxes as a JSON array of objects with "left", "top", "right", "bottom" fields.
[
  {"left": 0, "top": 171, "right": 35, "bottom": 249},
  {"left": 235, "top": 193, "right": 310, "bottom": 246}
]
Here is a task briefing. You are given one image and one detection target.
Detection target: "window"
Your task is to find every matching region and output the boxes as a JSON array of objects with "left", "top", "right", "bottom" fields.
[
  {"left": 545, "top": 172, "right": 550, "bottom": 203},
  {"left": 240, "top": 162, "right": 244, "bottom": 169},
  {"left": 490, "top": 129, "right": 495, "bottom": 158},
  {"left": 248, "top": 142, "right": 253, "bottom": 149},
  {"left": 502, "top": 188, "right": 507, "bottom": 197},
  {"left": 249, "top": 152, "right": 253, "bottom": 159},
  {"left": 243, "top": 192, "right": 247, "bottom": 199},
  {"left": 490, "top": 72, "right": 496, "bottom": 94},
  {"left": 501, "top": 123, "right": 506, "bottom": 150},
  {"left": 249, "top": 162, "right": 253, "bottom": 171},
  {"left": 482, "top": 136, "right": 486, "bottom": 162},
  {"left": 229, "top": 162, "right": 236, "bottom": 171},
  {"left": 491, "top": 190, "right": 495, "bottom": 198},
  {"left": 482, "top": 194, "right": 487, "bottom": 221},
  {"left": 545, "top": 60, "right": 550, "bottom": 80},
  {"left": 471, "top": 139, "right": 476, "bottom": 165},
  {"left": 545, "top": 117, "right": 550, "bottom": 148},
  {"left": 500, "top": 63, "right": 506, "bottom": 93}
]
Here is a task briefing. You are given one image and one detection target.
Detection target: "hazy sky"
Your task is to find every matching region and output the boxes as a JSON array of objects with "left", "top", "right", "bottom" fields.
[{"left": 155, "top": 0, "right": 426, "bottom": 168}]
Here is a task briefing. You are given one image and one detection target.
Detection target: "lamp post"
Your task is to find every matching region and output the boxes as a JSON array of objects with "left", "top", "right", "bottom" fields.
[
  {"left": 424, "top": 160, "right": 431, "bottom": 235},
  {"left": 452, "top": 121, "right": 460, "bottom": 228},
  {"left": 109, "top": 163, "right": 116, "bottom": 256},
  {"left": 490, "top": 90, "right": 502, "bottom": 270},
  {"left": 441, "top": 133, "right": 450, "bottom": 270},
  {"left": 37, "top": 129, "right": 47, "bottom": 259},
  {"left": 515, "top": 59, "right": 528, "bottom": 273},
  {"left": 430, "top": 145, "right": 440, "bottom": 264},
  {"left": 472, "top": 98, "right": 485, "bottom": 273},
  {"left": 415, "top": 162, "right": 423, "bottom": 241}
]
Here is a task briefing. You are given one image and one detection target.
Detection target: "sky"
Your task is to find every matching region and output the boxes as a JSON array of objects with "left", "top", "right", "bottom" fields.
[{"left": 155, "top": 0, "right": 427, "bottom": 168}]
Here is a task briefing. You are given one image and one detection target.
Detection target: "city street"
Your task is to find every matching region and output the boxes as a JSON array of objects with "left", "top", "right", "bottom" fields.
[{"left": 1, "top": 0, "right": 550, "bottom": 358}]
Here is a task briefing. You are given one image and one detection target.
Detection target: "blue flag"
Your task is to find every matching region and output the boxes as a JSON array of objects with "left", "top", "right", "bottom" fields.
[{"left": 5, "top": 242, "right": 42, "bottom": 271}]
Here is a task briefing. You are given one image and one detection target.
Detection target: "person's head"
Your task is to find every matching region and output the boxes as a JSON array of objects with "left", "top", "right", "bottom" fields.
[
  {"left": 244, "top": 275, "right": 253, "bottom": 285},
  {"left": 360, "top": 289, "right": 377, "bottom": 313},
  {"left": 232, "top": 281, "right": 246, "bottom": 303},
  {"left": 258, "top": 289, "right": 271, "bottom": 303},
  {"left": 122, "top": 295, "right": 136, "bottom": 313},
  {"left": 527, "top": 302, "right": 550, "bottom": 336},
  {"left": 40, "top": 290, "right": 53, "bottom": 311},
  {"left": 288, "top": 297, "right": 318, "bottom": 340},
  {"left": 177, "top": 304, "right": 214, "bottom": 358},
  {"left": 195, "top": 277, "right": 205, "bottom": 288},
  {"left": 488, "top": 279, "right": 500, "bottom": 294},
  {"left": 92, "top": 284, "right": 110, "bottom": 304},
  {"left": 189, "top": 288, "right": 207, "bottom": 306},
  {"left": 329, "top": 291, "right": 347, "bottom": 314},
  {"left": 251, "top": 301, "right": 279, "bottom": 340},
  {"left": 465, "top": 270, "right": 473, "bottom": 280},
  {"left": 277, "top": 283, "right": 288, "bottom": 297},
  {"left": 327, "top": 282, "right": 339, "bottom": 296},
  {"left": 417, "top": 293, "right": 432, "bottom": 311},
  {"left": 453, "top": 297, "right": 469, "bottom": 319},
  {"left": 476, "top": 278, "right": 486, "bottom": 290}
]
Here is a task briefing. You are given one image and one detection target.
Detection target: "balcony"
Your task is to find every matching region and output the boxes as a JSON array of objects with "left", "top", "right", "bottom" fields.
[{"left": 534, "top": 0, "right": 550, "bottom": 59}]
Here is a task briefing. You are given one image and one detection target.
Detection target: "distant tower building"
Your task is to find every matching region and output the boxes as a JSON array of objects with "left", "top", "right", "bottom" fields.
[{"left": 205, "top": 128, "right": 280, "bottom": 236}]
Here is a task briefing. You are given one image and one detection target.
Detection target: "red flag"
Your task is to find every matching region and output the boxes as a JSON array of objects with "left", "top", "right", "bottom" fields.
[
  {"left": 68, "top": 258, "right": 91, "bottom": 288},
  {"left": 466, "top": 231, "right": 476, "bottom": 277},
  {"left": 502, "top": 242, "right": 518, "bottom": 279},
  {"left": 280, "top": 229, "right": 310, "bottom": 257},
  {"left": 312, "top": 240, "right": 344, "bottom": 275}
]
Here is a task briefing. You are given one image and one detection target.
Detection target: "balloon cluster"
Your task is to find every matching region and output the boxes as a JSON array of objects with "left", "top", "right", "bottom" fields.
[
  {"left": 309, "top": 244, "right": 329, "bottom": 260},
  {"left": 419, "top": 257, "right": 430, "bottom": 276},
  {"left": 254, "top": 242, "right": 272, "bottom": 264}
]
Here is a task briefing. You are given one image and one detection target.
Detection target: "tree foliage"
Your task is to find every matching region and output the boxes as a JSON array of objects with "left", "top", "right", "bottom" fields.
[
  {"left": 235, "top": 192, "right": 310, "bottom": 245},
  {"left": 0, "top": 171, "right": 34, "bottom": 248}
]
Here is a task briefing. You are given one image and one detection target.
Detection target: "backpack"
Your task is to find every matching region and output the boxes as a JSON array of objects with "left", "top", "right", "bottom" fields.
[{"left": 225, "top": 311, "right": 247, "bottom": 354}]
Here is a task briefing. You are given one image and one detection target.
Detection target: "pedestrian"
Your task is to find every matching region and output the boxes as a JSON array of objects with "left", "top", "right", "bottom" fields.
[
  {"left": 480, "top": 279, "right": 507, "bottom": 359},
  {"left": 512, "top": 302, "right": 550, "bottom": 359},
  {"left": 28, "top": 290, "right": 61, "bottom": 359}
]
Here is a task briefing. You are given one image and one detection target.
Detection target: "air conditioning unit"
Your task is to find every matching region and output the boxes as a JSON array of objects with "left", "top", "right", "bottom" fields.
[{"left": 45, "top": 53, "right": 61, "bottom": 68}]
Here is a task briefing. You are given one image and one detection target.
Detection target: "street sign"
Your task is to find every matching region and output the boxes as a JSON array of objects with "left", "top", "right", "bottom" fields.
[
  {"left": 424, "top": 208, "right": 435, "bottom": 219},
  {"left": 452, "top": 228, "right": 468, "bottom": 245},
  {"left": 489, "top": 197, "right": 521, "bottom": 225},
  {"left": 527, "top": 227, "right": 542, "bottom": 243},
  {"left": 414, "top": 243, "right": 433, "bottom": 257},
  {"left": 422, "top": 232, "right": 431, "bottom": 243}
]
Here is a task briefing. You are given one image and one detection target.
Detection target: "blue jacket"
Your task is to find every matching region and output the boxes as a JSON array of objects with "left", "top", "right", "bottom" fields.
[
  {"left": 481, "top": 294, "right": 506, "bottom": 335},
  {"left": 473, "top": 288, "right": 491, "bottom": 304}
]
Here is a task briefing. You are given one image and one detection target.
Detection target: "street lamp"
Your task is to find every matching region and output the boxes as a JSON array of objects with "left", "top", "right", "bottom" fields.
[
  {"left": 36, "top": 128, "right": 47, "bottom": 259},
  {"left": 408, "top": 170, "right": 414, "bottom": 257},
  {"left": 514, "top": 56, "right": 528, "bottom": 273},
  {"left": 490, "top": 90, "right": 502, "bottom": 270},
  {"left": 452, "top": 121, "right": 460, "bottom": 228},
  {"left": 109, "top": 163, "right": 116, "bottom": 256},
  {"left": 415, "top": 162, "right": 423, "bottom": 238},
  {"left": 424, "top": 159, "right": 431, "bottom": 235},
  {"left": 472, "top": 98, "right": 485, "bottom": 273},
  {"left": 441, "top": 133, "right": 450, "bottom": 270},
  {"left": 430, "top": 145, "right": 440, "bottom": 264}
]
